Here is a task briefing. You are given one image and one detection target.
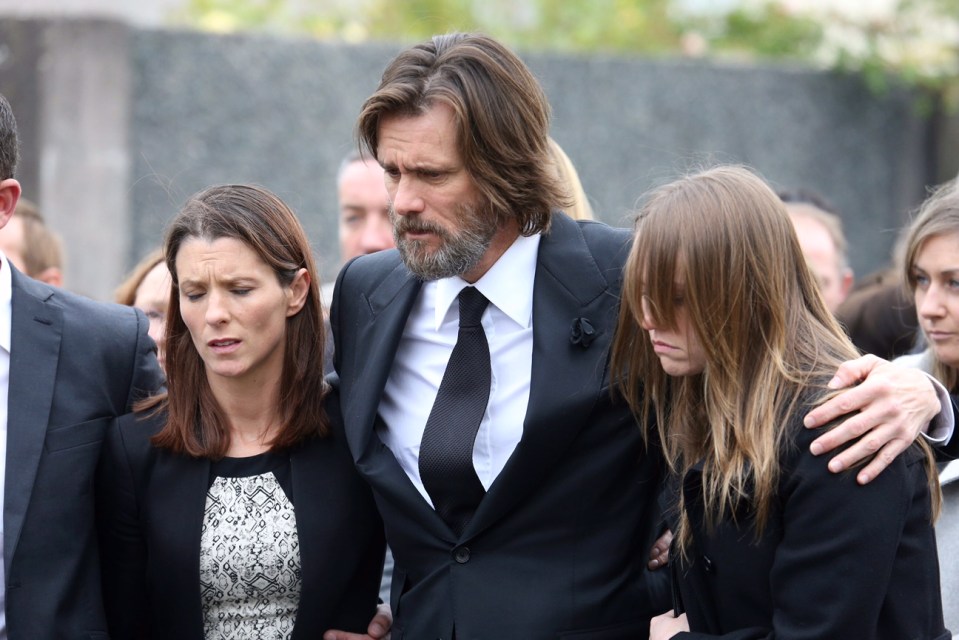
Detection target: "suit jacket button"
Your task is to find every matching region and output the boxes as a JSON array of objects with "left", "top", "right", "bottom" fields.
[
  {"left": 453, "top": 546, "right": 471, "bottom": 563},
  {"left": 702, "top": 554, "right": 715, "bottom": 574}
]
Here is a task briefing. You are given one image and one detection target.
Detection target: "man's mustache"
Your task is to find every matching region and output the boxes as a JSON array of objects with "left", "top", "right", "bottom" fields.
[{"left": 392, "top": 212, "right": 449, "bottom": 239}]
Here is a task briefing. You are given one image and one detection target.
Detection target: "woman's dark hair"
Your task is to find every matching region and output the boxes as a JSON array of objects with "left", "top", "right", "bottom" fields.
[{"left": 144, "top": 184, "right": 327, "bottom": 458}]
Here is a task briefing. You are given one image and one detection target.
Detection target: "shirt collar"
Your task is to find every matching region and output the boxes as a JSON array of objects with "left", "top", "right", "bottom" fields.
[
  {"left": 433, "top": 233, "right": 541, "bottom": 331},
  {"left": 0, "top": 252, "right": 13, "bottom": 354}
]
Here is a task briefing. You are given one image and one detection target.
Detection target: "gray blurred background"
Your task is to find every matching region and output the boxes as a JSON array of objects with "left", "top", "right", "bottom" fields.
[{"left": 0, "top": 2, "right": 956, "bottom": 300}]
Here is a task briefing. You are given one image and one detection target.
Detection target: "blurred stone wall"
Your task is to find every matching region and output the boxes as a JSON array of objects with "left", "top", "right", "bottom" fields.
[{"left": 0, "top": 18, "right": 949, "bottom": 299}]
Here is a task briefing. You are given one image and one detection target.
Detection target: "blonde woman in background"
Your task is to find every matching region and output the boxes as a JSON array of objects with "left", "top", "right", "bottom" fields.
[
  {"left": 896, "top": 177, "right": 959, "bottom": 635},
  {"left": 116, "top": 248, "right": 172, "bottom": 372},
  {"left": 546, "top": 137, "right": 594, "bottom": 221}
]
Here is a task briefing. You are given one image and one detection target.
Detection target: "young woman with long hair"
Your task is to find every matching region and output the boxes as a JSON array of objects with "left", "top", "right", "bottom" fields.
[{"left": 612, "top": 165, "right": 947, "bottom": 639}]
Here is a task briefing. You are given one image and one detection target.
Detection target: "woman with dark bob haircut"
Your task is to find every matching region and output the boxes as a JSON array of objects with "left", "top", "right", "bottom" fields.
[
  {"left": 611, "top": 166, "right": 947, "bottom": 639},
  {"left": 98, "top": 184, "right": 387, "bottom": 639}
]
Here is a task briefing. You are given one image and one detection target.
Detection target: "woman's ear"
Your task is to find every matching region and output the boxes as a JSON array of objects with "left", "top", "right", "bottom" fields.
[{"left": 286, "top": 268, "right": 311, "bottom": 316}]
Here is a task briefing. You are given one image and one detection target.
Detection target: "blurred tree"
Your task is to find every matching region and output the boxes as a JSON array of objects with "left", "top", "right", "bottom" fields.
[{"left": 174, "top": 0, "right": 958, "bottom": 103}]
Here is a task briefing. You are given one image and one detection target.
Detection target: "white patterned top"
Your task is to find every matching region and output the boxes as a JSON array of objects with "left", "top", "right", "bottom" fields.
[{"left": 199, "top": 454, "right": 300, "bottom": 640}]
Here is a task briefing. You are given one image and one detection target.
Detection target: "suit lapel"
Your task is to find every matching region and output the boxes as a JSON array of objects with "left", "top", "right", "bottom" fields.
[
  {"left": 4, "top": 270, "right": 63, "bottom": 570},
  {"left": 343, "top": 260, "right": 420, "bottom": 459},
  {"left": 464, "top": 214, "right": 624, "bottom": 538},
  {"left": 342, "top": 261, "right": 451, "bottom": 538}
]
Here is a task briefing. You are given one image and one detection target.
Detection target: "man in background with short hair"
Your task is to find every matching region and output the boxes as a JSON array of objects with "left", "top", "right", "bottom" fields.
[
  {"left": 779, "top": 188, "right": 854, "bottom": 313},
  {"left": 322, "top": 151, "right": 395, "bottom": 309},
  {"left": 0, "top": 198, "right": 63, "bottom": 287},
  {"left": 338, "top": 150, "right": 395, "bottom": 262}
]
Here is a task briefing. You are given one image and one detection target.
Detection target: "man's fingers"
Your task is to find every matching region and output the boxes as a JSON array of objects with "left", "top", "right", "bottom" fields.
[
  {"left": 647, "top": 529, "right": 673, "bottom": 569},
  {"left": 805, "top": 385, "right": 878, "bottom": 430},
  {"left": 813, "top": 421, "right": 908, "bottom": 483},
  {"left": 808, "top": 409, "right": 874, "bottom": 455},
  {"left": 819, "top": 427, "right": 885, "bottom": 472},
  {"left": 806, "top": 356, "right": 938, "bottom": 482},
  {"left": 648, "top": 547, "right": 669, "bottom": 569},
  {"left": 367, "top": 603, "right": 392, "bottom": 639},
  {"left": 855, "top": 441, "right": 907, "bottom": 485},
  {"left": 323, "top": 603, "right": 392, "bottom": 640},
  {"left": 825, "top": 354, "right": 883, "bottom": 390}
]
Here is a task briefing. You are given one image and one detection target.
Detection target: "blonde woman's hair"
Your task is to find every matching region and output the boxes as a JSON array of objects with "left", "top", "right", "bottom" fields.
[
  {"left": 903, "top": 178, "right": 959, "bottom": 392},
  {"left": 546, "top": 137, "right": 594, "bottom": 221},
  {"left": 611, "top": 165, "right": 939, "bottom": 555},
  {"left": 115, "top": 248, "right": 164, "bottom": 306}
]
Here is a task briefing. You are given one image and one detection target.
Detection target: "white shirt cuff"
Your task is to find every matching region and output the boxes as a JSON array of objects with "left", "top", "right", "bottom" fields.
[{"left": 922, "top": 372, "right": 955, "bottom": 444}]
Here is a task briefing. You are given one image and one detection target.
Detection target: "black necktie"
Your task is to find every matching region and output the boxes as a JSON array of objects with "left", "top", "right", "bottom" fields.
[{"left": 419, "top": 286, "right": 491, "bottom": 536}]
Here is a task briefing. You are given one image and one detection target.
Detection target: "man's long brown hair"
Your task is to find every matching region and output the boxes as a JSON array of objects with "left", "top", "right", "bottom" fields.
[{"left": 357, "top": 32, "right": 570, "bottom": 235}]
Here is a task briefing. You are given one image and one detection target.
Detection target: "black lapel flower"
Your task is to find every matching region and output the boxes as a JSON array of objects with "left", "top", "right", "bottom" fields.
[{"left": 569, "top": 317, "right": 595, "bottom": 349}]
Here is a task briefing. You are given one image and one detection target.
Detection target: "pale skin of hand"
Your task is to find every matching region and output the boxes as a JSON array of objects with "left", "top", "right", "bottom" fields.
[
  {"left": 803, "top": 354, "right": 941, "bottom": 485},
  {"left": 650, "top": 610, "right": 689, "bottom": 639},
  {"left": 323, "top": 603, "right": 392, "bottom": 640},
  {"left": 648, "top": 529, "right": 673, "bottom": 570}
]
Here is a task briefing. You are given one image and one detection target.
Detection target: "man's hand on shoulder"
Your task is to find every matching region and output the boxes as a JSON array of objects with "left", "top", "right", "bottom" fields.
[{"left": 803, "top": 354, "right": 940, "bottom": 485}]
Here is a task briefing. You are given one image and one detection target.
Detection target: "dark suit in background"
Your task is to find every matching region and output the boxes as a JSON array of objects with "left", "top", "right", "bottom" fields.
[
  {"left": 331, "top": 213, "right": 669, "bottom": 639},
  {"left": 5, "top": 265, "right": 163, "bottom": 639}
]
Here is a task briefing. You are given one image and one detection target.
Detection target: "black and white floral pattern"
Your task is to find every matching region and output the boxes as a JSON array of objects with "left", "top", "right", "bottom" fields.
[{"left": 200, "top": 472, "right": 301, "bottom": 639}]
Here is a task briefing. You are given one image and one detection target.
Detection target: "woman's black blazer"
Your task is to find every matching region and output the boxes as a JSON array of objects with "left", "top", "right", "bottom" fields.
[
  {"left": 97, "top": 394, "right": 385, "bottom": 640},
  {"left": 672, "top": 407, "right": 948, "bottom": 639}
]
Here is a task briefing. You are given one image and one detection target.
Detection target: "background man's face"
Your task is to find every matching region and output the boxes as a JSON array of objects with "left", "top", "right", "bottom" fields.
[
  {"left": 787, "top": 207, "right": 853, "bottom": 312},
  {"left": 338, "top": 159, "right": 394, "bottom": 263},
  {"left": 0, "top": 215, "right": 26, "bottom": 272}
]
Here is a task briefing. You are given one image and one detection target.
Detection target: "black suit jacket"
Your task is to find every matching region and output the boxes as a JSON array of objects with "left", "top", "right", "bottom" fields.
[
  {"left": 673, "top": 406, "right": 948, "bottom": 639},
  {"left": 330, "top": 213, "right": 670, "bottom": 640},
  {"left": 97, "top": 396, "right": 385, "bottom": 640},
  {"left": 4, "top": 266, "right": 163, "bottom": 640}
]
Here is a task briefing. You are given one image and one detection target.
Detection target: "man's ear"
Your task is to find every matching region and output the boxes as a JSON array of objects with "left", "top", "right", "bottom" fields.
[
  {"left": 35, "top": 266, "right": 63, "bottom": 287},
  {"left": 0, "top": 178, "right": 21, "bottom": 230}
]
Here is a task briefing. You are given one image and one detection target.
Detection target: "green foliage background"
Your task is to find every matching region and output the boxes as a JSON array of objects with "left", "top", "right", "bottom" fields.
[{"left": 174, "top": 0, "right": 959, "bottom": 105}]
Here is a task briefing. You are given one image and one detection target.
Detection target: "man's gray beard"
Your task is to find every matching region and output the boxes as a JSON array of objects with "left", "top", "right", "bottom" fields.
[{"left": 392, "top": 202, "right": 499, "bottom": 281}]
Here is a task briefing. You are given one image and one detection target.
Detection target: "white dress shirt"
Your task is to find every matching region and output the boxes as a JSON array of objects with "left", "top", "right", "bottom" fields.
[
  {"left": 378, "top": 233, "right": 540, "bottom": 505},
  {"left": 0, "top": 252, "right": 13, "bottom": 639}
]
